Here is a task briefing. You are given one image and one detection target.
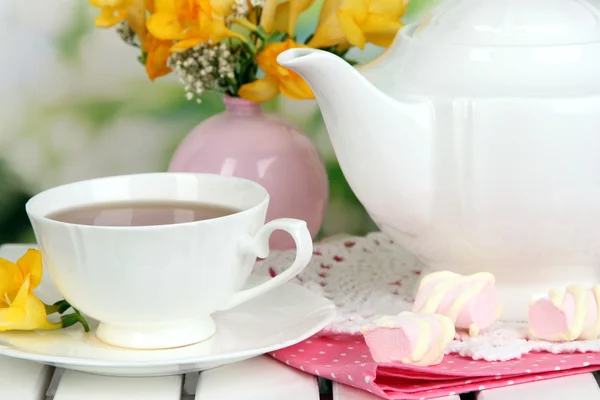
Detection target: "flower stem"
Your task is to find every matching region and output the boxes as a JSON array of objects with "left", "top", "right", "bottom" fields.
[
  {"left": 45, "top": 304, "right": 60, "bottom": 315},
  {"left": 61, "top": 312, "right": 90, "bottom": 332},
  {"left": 240, "top": 39, "right": 258, "bottom": 56},
  {"left": 45, "top": 299, "right": 90, "bottom": 332},
  {"left": 49, "top": 300, "right": 72, "bottom": 314},
  {"left": 235, "top": 18, "right": 267, "bottom": 40}
]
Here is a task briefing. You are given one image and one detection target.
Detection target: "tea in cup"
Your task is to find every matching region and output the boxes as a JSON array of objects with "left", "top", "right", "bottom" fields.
[{"left": 26, "top": 173, "right": 313, "bottom": 349}]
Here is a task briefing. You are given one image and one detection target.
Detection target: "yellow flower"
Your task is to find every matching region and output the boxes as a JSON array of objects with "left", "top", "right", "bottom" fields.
[
  {"left": 239, "top": 39, "right": 314, "bottom": 102},
  {"left": 140, "top": 2, "right": 173, "bottom": 80},
  {"left": 147, "top": 0, "right": 245, "bottom": 52},
  {"left": 0, "top": 249, "right": 60, "bottom": 332},
  {"left": 308, "top": 0, "right": 409, "bottom": 49},
  {"left": 89, "top": 0, "right": 129, "bottom": 27},
  {"left": 151, "top": 0, "right": 176, "bottom": 13},
  {"left": 145, "top": 36, "right": 174, "bottom": 80},
  {"left": 260, "top": 0, "right": 314, "bottom": 35},
  {"left": 210, "top": 0, "right": 238, "bottom": 17},
  {"left": 127, "top": 0, "right": 149, "bottom": 38},
  {"left": 89, "top": 0, "right": 147, "bottom": 34}
]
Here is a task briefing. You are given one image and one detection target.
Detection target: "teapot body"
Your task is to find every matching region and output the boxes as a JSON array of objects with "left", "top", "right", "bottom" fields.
[
  {"left": 372, "top": 92, "right": 600, "bottom": 318},
  {"left": 279, "top": 0, "right": 600, "bottom": 320}
]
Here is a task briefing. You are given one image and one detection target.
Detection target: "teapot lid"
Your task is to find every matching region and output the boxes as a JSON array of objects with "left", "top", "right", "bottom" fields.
[{"left": 411, "top": 0, "right": 600, "bottom": 46}]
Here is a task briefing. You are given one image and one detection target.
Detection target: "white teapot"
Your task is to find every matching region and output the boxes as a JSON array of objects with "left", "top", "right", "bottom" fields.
[{"left": 278, "top": 0, "right": 600, "bottom": 320}]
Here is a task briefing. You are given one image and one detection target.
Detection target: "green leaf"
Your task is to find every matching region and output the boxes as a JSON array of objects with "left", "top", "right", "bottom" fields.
[
  {"left": 254, "top": 26, "right": 268, "bottom": 41},
  {"left": 239, "top": 39, "right": 257, "bottom": 56},
  {"left": 265, "top": 30, "right": 288, "bottom": 45},
  {"left": 138, "top": 51, "right": 148, "bottom": 65},
  {"left": 303, "top": 33, "right": 314, "bottom": 45}
]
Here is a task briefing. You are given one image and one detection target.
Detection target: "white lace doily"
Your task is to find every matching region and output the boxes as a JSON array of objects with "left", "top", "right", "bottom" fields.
[{"left": 254, "top": 232, "right": 600, "bottom": 361}]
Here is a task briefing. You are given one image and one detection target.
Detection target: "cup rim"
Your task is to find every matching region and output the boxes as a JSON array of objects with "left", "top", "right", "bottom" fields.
[{"left": 25, "top": 172, "right": 270, "bottom": 231}]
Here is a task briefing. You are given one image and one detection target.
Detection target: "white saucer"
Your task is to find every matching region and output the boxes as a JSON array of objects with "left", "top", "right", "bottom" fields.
[{"left": 0, "top": 246, "right": 335, "bottom": 376}]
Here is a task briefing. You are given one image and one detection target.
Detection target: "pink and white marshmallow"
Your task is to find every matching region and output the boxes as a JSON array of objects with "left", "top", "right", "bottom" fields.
[
  {"left": 529, "top": 285, "right": 600, "bottom": 342},
  {"left": 361, "top": 311, "right": 455, "bottom": 366},
  {"left": 412, "top": 271, "right": 502, "bottom": 336}
]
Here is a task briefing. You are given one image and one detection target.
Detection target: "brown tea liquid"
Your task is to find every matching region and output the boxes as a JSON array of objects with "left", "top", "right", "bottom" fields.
[{"left": 47, "top": 201, "right": 240, "bottom": 227}]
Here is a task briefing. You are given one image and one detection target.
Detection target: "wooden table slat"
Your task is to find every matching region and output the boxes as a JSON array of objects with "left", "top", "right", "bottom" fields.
[
  {"left": 0, "top": 356, "right": 53, "bottom": 400},
  {"left": 54, "top": 370, "right": 182, "bottom": 400},
  {"left": 195, "top": 356, "right": 319, "bottom": 400},
  {"left": 477, "top": 373, "right": 600, "bottom": 400}
]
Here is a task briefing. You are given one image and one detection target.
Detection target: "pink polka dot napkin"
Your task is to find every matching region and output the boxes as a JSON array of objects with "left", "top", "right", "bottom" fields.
[{"left": 271, "top": 334, "right": 600, "bottom": 399}]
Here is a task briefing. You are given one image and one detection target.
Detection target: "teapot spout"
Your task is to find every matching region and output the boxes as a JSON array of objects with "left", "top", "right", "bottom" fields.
[{"left": 278, "top": 49, "right": 434, "bottom": 236}]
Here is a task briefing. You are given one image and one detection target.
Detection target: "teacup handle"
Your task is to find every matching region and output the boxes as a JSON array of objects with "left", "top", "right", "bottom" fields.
[{"left": 223, "top": 218, "right": 313, "bottom": 310}]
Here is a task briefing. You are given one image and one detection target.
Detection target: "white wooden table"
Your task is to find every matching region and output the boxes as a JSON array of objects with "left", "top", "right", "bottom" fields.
[{"left": 2, "top": 354, "right": 599, "bottom": 400}]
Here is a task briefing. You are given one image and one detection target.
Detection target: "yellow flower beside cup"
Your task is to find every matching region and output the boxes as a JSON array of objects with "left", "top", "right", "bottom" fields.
[{"left": 0, "top": 249, "right": 88, "bottom": 333}]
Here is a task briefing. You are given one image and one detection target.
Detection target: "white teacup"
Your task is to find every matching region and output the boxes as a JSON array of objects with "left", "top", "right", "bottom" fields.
[{"left": 26, "top": 173, "right": 313, "bottom": 349}]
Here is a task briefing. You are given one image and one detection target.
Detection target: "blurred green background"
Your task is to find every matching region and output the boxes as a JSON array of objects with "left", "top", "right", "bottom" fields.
[{"left": 0, "top": 0, "right": 440, "bottom": 245}]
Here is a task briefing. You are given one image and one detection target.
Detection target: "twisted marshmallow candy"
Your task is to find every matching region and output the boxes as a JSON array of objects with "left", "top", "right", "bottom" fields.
[
  {"left": 529, "top": 285, "right": 600, "bottom": 342},
  {"left": 412, "top": 271, "right": 502, "bottom": 336},
  {"left": 361, "top": 311, "right": 455, "bottom": 366}
]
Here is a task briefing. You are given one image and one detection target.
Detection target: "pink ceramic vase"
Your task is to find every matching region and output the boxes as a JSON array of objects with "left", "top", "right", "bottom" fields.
[{"left": 168, "top": 96, "right": 329, "bottom": 249}]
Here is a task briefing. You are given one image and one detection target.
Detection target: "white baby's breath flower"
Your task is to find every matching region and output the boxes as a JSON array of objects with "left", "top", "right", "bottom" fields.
[
  {"left": 228, "top": 0, "right": 250, "bottom": 22},
  {"left": 168, "top": 42, "right": 238, "bottom": 102},
  {"left": 115, "top": 20, "right": 141, "bottom": 48}
]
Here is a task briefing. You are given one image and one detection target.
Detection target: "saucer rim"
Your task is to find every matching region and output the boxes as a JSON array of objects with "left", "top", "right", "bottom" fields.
[
  {"left": 0, "top": 304, "right": 334, "bottom": 367},
  {"left": 0, "top": 282, "right": 335, "bottom": 367}
]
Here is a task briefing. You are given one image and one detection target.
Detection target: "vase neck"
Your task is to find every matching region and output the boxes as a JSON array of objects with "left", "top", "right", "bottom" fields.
[{"left": 223, "top": 96, "right": 262, "bottom": 115}]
